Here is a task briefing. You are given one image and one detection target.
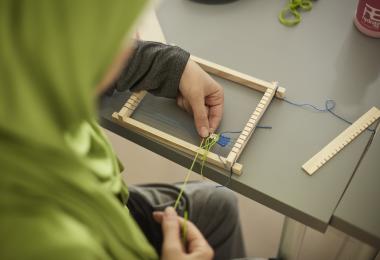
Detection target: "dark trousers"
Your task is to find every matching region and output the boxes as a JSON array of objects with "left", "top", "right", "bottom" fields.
[{"left": 126, "top": 182, "right": 246, "bottom": 260}]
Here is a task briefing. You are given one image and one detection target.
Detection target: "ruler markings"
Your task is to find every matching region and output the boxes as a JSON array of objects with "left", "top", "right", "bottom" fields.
[{"left": 302, "top": 107, "right": 380, "bottom": 175}]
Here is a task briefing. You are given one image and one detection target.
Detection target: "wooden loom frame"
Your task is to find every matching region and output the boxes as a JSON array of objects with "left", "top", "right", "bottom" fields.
[
  {"left": 112, "top": 57, "right": 285, "bottom": 175},
  {"left": 111, "top": 7, "right": 286, "bottom": 175}
]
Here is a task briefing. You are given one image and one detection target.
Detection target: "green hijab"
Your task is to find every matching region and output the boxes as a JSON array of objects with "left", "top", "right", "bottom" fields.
[{"left": 0, "top": 1, "right": 157, "bottom": 259}]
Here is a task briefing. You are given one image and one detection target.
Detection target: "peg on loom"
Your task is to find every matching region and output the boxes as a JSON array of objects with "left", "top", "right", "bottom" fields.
[
  {"left": 117, "top": 90, "right": 147, "bottom": 119},
  {"left": 225, "top": 82, "right": 278, "bottom": 168}
]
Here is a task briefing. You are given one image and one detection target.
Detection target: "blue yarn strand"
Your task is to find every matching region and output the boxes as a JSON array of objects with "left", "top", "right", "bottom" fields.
[
  {"left": 283, "top": 99, "right": 352, "bottom": 125},
  {"left": 217, "top": 125, "right": 273, "bottom": 147},
  {"left": 283, "top": 98, "right": 375, "bottom": 132}
]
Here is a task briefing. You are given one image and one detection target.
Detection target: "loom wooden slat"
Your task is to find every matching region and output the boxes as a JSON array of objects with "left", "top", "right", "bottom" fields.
[
  {"left": 302, "top": 107, "right": 380, "bottom": 175},
  {"left": 117, "top": 107, "right": 130, "bottom": 120},
  {"left": 190, "top": 55, "right": 286, "bottom": 98},
  {"left": 225, "top": 83, "right": 277, "bottom": 167},
  {"left": 112, "top": 113, "right": 243, "bottom": 175},
  {"left": 118, "top": 90, "right": 147, "bottom": 119}
]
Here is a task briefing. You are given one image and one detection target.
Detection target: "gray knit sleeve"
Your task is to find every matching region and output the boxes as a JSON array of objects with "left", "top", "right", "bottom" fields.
[{"left": 114, "top": 40, "right": 190, "bottom": 99}]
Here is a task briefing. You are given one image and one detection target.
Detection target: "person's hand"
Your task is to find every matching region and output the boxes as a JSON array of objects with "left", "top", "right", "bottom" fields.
[
  {"left": 153, "top": 207, "right": 214, "bottom": 260},
  {"left": 178, "top": 59, "right": 224, "bottom": 138}
]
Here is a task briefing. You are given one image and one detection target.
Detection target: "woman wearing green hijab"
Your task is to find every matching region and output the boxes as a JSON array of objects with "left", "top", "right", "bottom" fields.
[{"left": 0, "top": 1, "right": 245, "bottom": 259}]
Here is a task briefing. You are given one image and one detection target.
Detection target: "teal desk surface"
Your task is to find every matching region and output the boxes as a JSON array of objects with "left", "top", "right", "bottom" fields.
[{"left": 100, "top": 0, "right": 380, "bottom": 233}]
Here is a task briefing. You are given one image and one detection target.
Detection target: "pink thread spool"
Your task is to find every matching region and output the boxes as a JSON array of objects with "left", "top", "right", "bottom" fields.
[{"left": 354, "top": 0, "right": 380, "bottom": 38}]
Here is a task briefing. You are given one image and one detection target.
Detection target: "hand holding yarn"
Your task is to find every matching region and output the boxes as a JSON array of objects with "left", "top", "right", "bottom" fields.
[
  {"left": 178, "top": 59, "right": 224, "bottom": 138},
  {"left": 153, "top": 207, "right": 214, "bottom": 260}
]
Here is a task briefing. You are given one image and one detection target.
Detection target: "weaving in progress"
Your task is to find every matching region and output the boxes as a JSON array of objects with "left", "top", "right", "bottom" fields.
[
  {"left": 112, "top": 64, "right": 284, "bottom": 175},
  {"left": 3, "top": 1, "right": 380, "bottom": 259}
]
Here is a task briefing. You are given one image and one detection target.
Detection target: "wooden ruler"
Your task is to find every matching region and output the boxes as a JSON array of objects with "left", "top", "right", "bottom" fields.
[{"left": 302, "top": 107, "right": 380, "bottom": 175}]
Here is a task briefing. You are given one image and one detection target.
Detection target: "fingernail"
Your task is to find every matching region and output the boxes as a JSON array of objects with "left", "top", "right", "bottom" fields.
[
  {"left": 200, "top": 127, "right": 209, "bottom": 138},
  {"left": 209, "top": 128, "right": 215, "bottom": 134},
  {"left": 165, "top": 207, "right": 176, "bottom": 217}
]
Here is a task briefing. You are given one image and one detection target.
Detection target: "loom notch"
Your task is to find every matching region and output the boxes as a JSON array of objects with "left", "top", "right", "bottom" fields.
[{"left": 302, "top": 107, "right": 380, "bottom": 175}]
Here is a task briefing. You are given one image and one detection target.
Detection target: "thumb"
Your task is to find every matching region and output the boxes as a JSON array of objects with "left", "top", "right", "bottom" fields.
[
  {"left": 161, "top": 207, "right": 182, "bottom": 253},
  {"left": 190, "top": 98, "right": 210, "bottom": 138}
]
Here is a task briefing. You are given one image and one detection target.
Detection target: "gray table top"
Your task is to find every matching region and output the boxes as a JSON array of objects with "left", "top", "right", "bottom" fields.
[
  {"left": 99, "top": 0, "right": 380, "bottom": 233},
  {"left": 331, "top": 125, "right": 380, "bottom": 248}
]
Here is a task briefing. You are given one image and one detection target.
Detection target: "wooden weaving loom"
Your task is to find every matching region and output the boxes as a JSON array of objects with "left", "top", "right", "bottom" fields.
[{"left": 112, "top": 8, "right": 286, "bottom": 175}]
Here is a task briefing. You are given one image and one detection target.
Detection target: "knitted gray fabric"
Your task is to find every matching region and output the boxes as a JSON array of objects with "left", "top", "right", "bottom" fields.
[{"left": 114, "top": 40, "right": 190, "bottom": 98}]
